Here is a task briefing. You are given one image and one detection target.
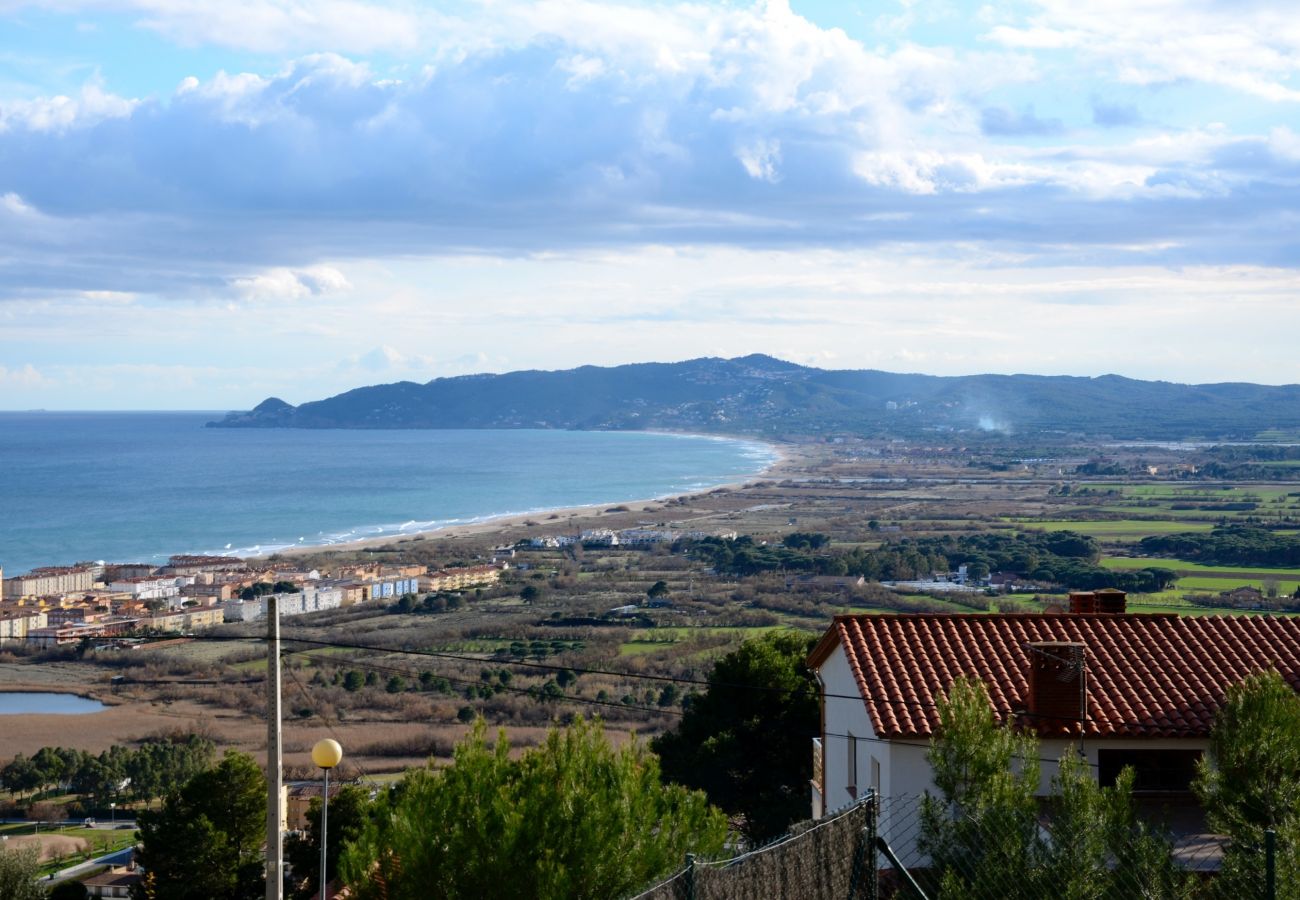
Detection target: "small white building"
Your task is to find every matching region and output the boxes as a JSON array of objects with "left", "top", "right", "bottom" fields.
[
  {"left": 108, "top": 575, "right": 191, "bottom": 603},
  {"left": 618, "top": 528, "right": 678, "bottom": 546},
  {"left": 807, "top": 595, "right": 1300, "bottom": 857}
]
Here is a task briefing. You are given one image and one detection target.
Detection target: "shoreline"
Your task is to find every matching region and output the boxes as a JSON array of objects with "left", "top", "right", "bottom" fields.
[{"left": 260, "top": 435, "right": 795, "bottom": 562}]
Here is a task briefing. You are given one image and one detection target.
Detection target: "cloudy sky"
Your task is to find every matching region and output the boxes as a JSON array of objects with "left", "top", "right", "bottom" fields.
[{"left": 2, "top": 0, "right": 1299, "bottom": 409}]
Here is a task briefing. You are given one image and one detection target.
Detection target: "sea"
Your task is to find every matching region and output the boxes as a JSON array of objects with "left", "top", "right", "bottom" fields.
[{"left": 0, "top": 412, "right": 777, "bottom": 575}]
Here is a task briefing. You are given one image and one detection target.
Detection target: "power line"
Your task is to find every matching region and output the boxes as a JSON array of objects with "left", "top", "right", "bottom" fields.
[
  {"left": 281, "top": 661, "right": 371, "bottom": 783},
  {"left": 82, "top": 632, "right": 1149, "bottom": 730},
  {"left": 292, "top": 649, "right": 685, "bottom": 722},
  {"left": 275, "top": 634, "right": 1112, "bottom": 726}
]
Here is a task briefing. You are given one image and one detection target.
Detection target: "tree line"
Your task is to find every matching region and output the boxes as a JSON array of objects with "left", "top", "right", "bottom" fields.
[
  {"left": 1, "top": 734, "right": 214, "bottom": 810},
  {"left": 687, "top": 531, "right": 1178, "bottom": 592},
  {"left": 1139, "top": 525, "right": 1300, "bottom": 567}
]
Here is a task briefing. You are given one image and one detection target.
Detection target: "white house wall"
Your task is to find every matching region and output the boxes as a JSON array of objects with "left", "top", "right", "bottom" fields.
[{"left": 819, "top": 643, "right": 882, "bottom": 812}]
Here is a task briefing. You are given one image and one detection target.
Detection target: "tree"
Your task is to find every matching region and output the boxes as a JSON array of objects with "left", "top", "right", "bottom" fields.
[
  {"left": 920, "top": 678, "right": 1186, "bottom": 899},
  {"left": 652, "top": 631, "right": 819, "bottom": 843},
  {"left": 1, "top": 754, "right": 41, "bottom": 799},
  {"left": 646, "top": 580, "right": 669, "bottom": 600},
  {"left": 1195, "top": 669, "right": 1300, "bottom": 898},
  {"left": 342, "top": 670, "right": 365, "bottom": 692},
  {"left": 133, "top": 751, "right": 266, "bottom": 900},
  {"left": 0, "top": 847, "right": 43, "bottom": 900},
  {"left": 519, "top": 584, "right": 541, "bottom": 604},
  {"left": 340, "top": 717, "right": 727, "bottom": 900},
  {"left": 285, "top": 784, "right": 373, "bottom": 900},
  {"left": 919, "top": 677, "right": 1041, "bottom": 898}
]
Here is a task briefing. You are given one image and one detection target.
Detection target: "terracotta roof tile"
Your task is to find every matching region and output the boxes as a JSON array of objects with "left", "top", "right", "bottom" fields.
[{"left": 810, "top": 613, "right": 1300, "bottom": 740}]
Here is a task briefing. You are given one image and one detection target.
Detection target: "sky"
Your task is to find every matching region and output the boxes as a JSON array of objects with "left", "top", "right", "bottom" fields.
[{"left": 1, "top": 0, "right": 1299, "bottom": 409}]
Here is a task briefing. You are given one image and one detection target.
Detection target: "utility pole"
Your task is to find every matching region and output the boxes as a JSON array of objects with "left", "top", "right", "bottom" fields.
[{"left": 266, "top": 595, "right": 284, "bottom": 900}]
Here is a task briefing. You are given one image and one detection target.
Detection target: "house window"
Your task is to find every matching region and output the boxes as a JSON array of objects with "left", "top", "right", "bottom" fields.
[
  {"left": 847, "top": 733, "right": 858, "bottom": 798},
  {"left": 1097, "top": 749, "right": 1201, "bottom": 793}
]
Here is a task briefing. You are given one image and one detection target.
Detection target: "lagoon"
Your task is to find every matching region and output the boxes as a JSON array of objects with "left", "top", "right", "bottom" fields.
[{"left": 0, "top": 693, "right": 107, "bottom": 715}]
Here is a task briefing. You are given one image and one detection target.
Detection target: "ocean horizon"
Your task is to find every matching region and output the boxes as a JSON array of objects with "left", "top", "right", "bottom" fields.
[{"left": 0, "top": 412, "right": 777, "bottom": 574}]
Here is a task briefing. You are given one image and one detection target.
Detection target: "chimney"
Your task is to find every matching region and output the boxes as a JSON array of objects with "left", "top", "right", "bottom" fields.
[
  {"left": 1027, "top": 642, "right": 1086, "bottom": 727},
  {"left": 1068, "top": 591, "right": 1096, "bottom": 614},
  {"left": 1093, "top": 588, "right": 1127, "bottom": 614}
]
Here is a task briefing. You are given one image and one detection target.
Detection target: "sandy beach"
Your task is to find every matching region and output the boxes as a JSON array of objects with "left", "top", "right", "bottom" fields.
[{"left": 260, "top": 435, "right": 801, "bottom": 562}]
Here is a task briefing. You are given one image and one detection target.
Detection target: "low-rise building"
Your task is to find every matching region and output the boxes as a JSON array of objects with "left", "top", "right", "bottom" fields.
[
  {"left": 83, "top": 865, "right": 142, "bottom": 898},
  {"left": 808, "top": 594, "right": 1300, "bottom": 858},
  {"left": 618, "top": 528, "right": 679, "bottom": 546},
  {"left": 162, "top": 555, "right": 248, "bottom": 576},
  {"left": 146, "top": 606, "right": 225, "bottom": 632},
  {"left": 421, "top": 565, "right": 500, "bottom": 593},
  {"left": 180, "top": 581, "right": 236, "bottom": 603},
  {"left": 108, "top": 575, "right": 190, "bottom": 603},
  {"left": 0, "top": 608, "right": 48, "bottom": 644},
  {"left": 219, "top": 584, "right": 346, "bottom": 622},
  {"left": 26, "top": 615, "right": 141, "bottom": 647}
]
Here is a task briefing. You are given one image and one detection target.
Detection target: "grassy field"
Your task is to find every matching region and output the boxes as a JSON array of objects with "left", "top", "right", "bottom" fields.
[
  {"left": 1022, "top": 520, "right": 1217, "bottom": 539},
  {"left": 1101, "top": 557, "right": 1300, "bottom": 577}
]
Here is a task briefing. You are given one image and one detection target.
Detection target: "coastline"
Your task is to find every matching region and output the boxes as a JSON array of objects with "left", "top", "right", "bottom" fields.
[{"left": 260, "top": 434, "right": 794, "bottom": 562}]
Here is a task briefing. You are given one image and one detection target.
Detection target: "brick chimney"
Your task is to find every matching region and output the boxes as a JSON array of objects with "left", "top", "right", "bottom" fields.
[
  {"left": 1068, "top": 591, "right": 1096, "bottom": 614},
  {"left": 1093, "top": 588, "right": 1127, "bottom": 614}
]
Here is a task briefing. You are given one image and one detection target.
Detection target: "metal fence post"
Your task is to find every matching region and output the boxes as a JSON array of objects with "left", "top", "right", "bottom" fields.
[
  {"left": 1265, "top": 829, "right": 1276, "bottom": 900},
  {"left": 866, "top": 792, "right": 878, "bottom": 900},
  {"left": 684, "top": 852, "right": 696, "bottom": 900}
]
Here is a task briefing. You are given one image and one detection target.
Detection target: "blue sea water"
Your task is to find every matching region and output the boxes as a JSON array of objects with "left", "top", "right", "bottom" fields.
[{"left": 0, "top": 413, "right": 776, "bottom": 574}]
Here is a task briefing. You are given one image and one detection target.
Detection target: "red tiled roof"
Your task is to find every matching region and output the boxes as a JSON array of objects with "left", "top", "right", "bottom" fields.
[{"left": 808, "top": 613, "right": 1300, "bottom": 739}]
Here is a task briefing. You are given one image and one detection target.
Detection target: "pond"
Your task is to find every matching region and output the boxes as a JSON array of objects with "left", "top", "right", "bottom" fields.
[{"left": 0, "top": 692, "right": 107, "bottom": 715}]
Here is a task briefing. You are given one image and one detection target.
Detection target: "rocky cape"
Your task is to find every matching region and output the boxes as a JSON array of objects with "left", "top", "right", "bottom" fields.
[{"left": 207, "top": 355, "right": 1300, "bottom": 439}]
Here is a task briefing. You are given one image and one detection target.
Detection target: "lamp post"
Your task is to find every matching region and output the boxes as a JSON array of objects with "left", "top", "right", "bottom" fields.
[
  {"left": 110, "top": 802, "right": 115, "bottom": 826},
  {"left": 310, "top": 739, "right": 343, "bottom": 900}
]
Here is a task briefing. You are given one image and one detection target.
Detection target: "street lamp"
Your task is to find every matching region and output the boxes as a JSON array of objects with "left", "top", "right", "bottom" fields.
[
  {"left": 310, "top": 739, "right": 343, "bottom": 900},
  {"left": 110, "top": 802, "right": 116, "bottom": 826}
]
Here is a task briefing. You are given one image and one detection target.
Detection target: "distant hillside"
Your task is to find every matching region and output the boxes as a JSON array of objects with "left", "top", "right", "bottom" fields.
[{"left": 207, "top": 355, "right": 1300, "bottom": 439}]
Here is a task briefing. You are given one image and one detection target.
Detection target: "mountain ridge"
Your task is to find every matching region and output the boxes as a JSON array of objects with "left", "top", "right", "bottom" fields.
[{"left": 207, "top": 355, "right": 1300, "bottom": 439}]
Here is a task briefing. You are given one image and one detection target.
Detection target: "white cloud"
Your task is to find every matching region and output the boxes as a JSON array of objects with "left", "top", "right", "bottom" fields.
[
  {"left": 0, "top": 81, "right": 136, "bottom": 132},
  {"left": 0, "top": 363, "right": 51, "bottom": 388},
  {"left": 736, "top": 138, "right": 782, "bottom": 182},
  {"left": 986, "top": 0, "right": 1300, "bottom": 102},
  {"left": 1, "top": 192, "right": 36, "bottom": 215},
  {"left": 231, "top": 265, "right": 351, "bottom": 301}
]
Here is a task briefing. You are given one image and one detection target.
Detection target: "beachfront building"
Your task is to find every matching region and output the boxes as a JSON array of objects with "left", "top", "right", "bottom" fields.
[
  {"left": 420, "top": 565, "right": 501, "bottom": 593},
  {"left": 161, "top": 555, "right": 248, "bottom": 576},
  {"left": 618, "top": 529, "right": 679, "bottom": 546},
  {"left": 3, "top": 565, "right": 97, "bottom": 599}
]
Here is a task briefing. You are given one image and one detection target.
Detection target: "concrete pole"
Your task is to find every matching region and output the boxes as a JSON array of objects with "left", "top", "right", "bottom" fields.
[{"left": 266, "top": 595, "right": 283, "bottom": 900}]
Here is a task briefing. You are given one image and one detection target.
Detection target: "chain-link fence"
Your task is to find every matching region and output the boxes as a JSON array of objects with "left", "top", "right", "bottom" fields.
[
  {"left": 628, "top": 793, "right": 1289, "bottom": 900},
  {"left": 877, "top": 793, "right": 1286, "bottom": 900},
  {"left": 626, "top": 797, "right": 875, "bottom": 900}
]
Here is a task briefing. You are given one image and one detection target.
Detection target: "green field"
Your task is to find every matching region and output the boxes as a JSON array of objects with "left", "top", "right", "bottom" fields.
[
  {"left": 1023, "top": 520, "right": 1216, "bottom": 539},
  {"left": 617, "top": 625, "right": 793, "bottom": 656},
  {"left": 1102, "top": 557, "right": 1300, "bottom": 577}
]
